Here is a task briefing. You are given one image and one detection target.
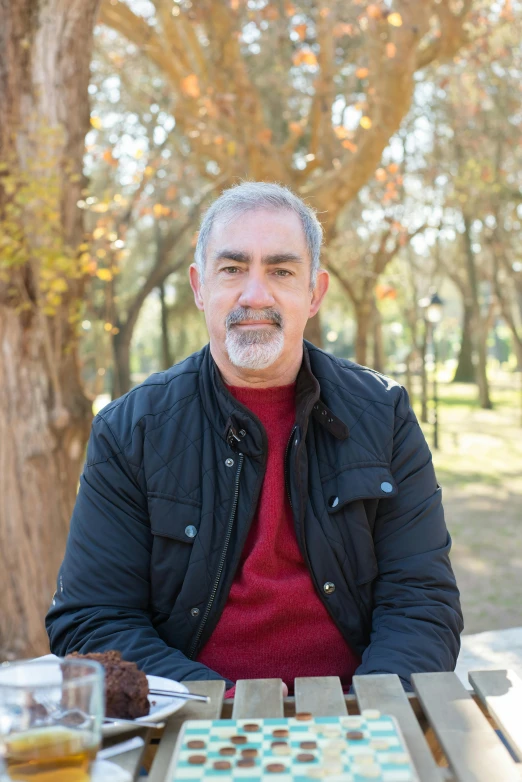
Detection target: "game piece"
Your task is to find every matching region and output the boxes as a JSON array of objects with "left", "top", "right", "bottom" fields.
[
  {"left": 296, "top": 711, "right": 313, "bottom": 721},
  {"left": 244, "top": 723, "right": 260, "bottom": 731},
  {"left": 186, "top": 740, "right": 205, "bottom": 749},
  {"left": 213, "top": 760, "right": 232, "bottom": 770}
]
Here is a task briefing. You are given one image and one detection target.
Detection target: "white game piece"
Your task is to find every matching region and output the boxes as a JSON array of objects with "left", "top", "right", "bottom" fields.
[
  {"left": 307, "top": 767, "right": 326, "bottom": 779},
  {"left": 370, "top": 738, "right": 390, "bottom": 750},
  {"left": 361, "top": 709, "right": 381, "bottom": 720},
  {"left": 353, "top": 762, "right": 381, "bottom": 778}
]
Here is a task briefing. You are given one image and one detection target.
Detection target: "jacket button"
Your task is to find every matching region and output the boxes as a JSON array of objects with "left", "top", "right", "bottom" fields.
[
  {"left": 185, "top": 525, "right": 197, "bottom": 538},
  {"left": 225, "top": 458, "right": 234, "bottom": 467},
  {"left": 328, "top": 496, "right": 339, "bottom": 508},
  {"left": 323, "top": 582, "right": 336, "bottom": 595},
  {"left": 190, "top": 607, "right": 200, "bottom": 617},
  {"left": 380, "top": 482, "right": 393, "bottom": 493}
]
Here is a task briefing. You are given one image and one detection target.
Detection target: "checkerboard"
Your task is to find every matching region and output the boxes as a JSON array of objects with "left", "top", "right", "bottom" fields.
[{"left": 169, "top": 712, "right": 419, "bottom": 781}]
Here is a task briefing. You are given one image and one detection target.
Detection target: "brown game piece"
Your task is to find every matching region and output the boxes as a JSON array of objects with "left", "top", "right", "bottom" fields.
[
  {"left": 213, "top": 760, "right": 232, "bottom": 770},
  {"left": 271, "top": 741, "right": 288, "bottom": 748},
  {"left": 241, "top": 748, "right": 258, "bottom": 758},
  {"left": 266, "top": 763, "right": 286, "bottom": 773},
  {"left": 230, "top": 735, "right": 247, "bottom": 744},
  {"left": 188, "top": 755, "right": 206, "bottom": 765},
  {"left": 237, "top": 758, "right": 256, "bottom": 768},
  {"left": 218, "top": 747, "right": 236, "bottom": 756},
  {"left": 300, "top": 741, "right": 317, "bottom": 750},
  {"left": 296, "top": 753, "right": 315, "bottom": 763},
  {"left": 295, "top": 711, "right": 313, "bottom": 721},
  {"left": 187, "top": 740, "right": 206, "bottom": 749},
  {"left": 273, "top": 728, "right": 289, "bottom": 738},
  {"left": 346, "top": 730, "right": 365, "bottom": 740},
  {"left": 243, "top": 723, "right": 261, "bottom": 732}
]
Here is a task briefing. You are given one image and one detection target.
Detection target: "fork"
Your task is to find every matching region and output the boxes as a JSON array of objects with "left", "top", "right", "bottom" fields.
[{"left": 148, "top": 689, "right": 210, "bottom": 704}]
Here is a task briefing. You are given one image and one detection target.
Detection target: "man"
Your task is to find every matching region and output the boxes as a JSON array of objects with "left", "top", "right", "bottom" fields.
[{"left": 47, "top": 182, "right": 463, "bottom": 697}]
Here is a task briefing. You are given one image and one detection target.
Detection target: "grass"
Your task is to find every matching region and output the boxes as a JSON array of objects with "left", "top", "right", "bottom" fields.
[{"left": 411, "top": 378, "right": 522, "bottom": 635}]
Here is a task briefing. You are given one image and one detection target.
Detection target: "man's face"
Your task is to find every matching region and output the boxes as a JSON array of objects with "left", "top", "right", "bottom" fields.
[{"left": 189, "top": 208, "right": 329, "bottom": 373}]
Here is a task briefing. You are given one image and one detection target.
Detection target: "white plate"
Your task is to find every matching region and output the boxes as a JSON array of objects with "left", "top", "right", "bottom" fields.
[
  {"left": 102, "top": 674, "right": 188, "bottom": 737},
  {"left": 29, "top": 655, "right": 188, "bottom": 738}
]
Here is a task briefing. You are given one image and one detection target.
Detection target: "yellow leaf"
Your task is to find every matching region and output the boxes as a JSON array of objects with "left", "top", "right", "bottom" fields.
[
  {"left": 90, "top": 116, "right": 102, "bottom": 130},
  {"left": 227, "top": 140, "right": 237, "bottom": 156},
  {"left": 96, "top": 269, "right": 113, "bottom": 282},
  {"left": 181, "top": 74, "right": 201, "bottom": 98},
  {"left": 342, "top": 140, "right": 358, "bottom": 153},
  {"left": 360, "top": 116, "right": 372, "bottom": 129},
  {"left": 334, "top": 126, "right": 348, "bottom": 139},
  {"left": 135, "top": 149, "right": 144, "bottom": 159},
  {"left": 387, "top": 12, "right": 402, "bottom": 26},
  {"left": 93, "top": 227, "right": 105, "bottom": 240},
  {"left": 50, "top": 278, "right": 68, "bottom": 293},
  {"left": 103, "top": 322, "right": 113, "bottom": 331},
  {"left": 375, "top": 168, "right": 387, "bottom": 181},
  {"left": 289, "top": 122, "right": 303, "bottom": 135},
  {"left": 386, "top": 42, "right": 397, "bottom": 58},
  {"left": 153, "top": 203, "right": 165, "bottom": 218},
  {"left": 355, "top": 67, "right": 369, "bottom": 79},
  {"left": 388, "top": 162, "right": 399, "bottom": 174}
]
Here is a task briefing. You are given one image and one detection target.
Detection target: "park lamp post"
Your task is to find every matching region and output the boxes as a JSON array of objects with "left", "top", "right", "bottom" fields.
[{"left": 420, "top": 292, "right": 444, "bottom": 450}]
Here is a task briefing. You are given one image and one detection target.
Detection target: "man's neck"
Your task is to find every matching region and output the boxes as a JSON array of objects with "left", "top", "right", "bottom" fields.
[{"left": 210, "top": 340, "right": 302, "bottom": 388}]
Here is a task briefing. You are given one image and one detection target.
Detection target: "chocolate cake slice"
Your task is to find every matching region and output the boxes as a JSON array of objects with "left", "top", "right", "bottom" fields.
[{"left": 69, "top": 651, "right": 150, "bottom": 719}]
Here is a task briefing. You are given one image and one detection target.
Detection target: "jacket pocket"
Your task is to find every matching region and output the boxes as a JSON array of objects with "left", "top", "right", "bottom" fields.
[
  {"left": 322, "top": 463, "right": 398, "bottom": 513},
  {"left": 147, "top": 494, "right": 201, "bottom": 614},
  {"left": 320, "top": 463, "right": 397, "bottom": 618}
]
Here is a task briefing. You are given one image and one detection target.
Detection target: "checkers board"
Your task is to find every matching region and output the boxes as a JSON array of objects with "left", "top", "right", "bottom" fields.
[{"left": 169, "top": 711, "right": 419, "bottom": 781}]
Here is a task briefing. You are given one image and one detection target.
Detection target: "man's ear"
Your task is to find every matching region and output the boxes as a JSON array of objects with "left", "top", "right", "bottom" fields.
[
  {"left": 189, "top": 263, "right": 205, "bottom": 311},
  {"left": 309, "top": 268, "right": 329, "bottom": 318}
]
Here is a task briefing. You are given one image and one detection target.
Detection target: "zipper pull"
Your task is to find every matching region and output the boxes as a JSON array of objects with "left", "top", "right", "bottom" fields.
[{"left": 227, "top": 425, "right": 246, "bottom": 449}]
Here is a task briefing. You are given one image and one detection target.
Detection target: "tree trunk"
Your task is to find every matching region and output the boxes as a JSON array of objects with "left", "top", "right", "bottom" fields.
[
  {"left": 420, "top": 320, "right": 429, "bottom": 424},
  {"left": 304, "top": 312, "right": 323, "bottom": 349},
  {"left": 462, "top": 215, "right": 492, "bottom": 409},
  {"left": 452, "top": 300, "right": 475, "bottom": 383},
  {"left": 372, "top": 298, "right": 385, "bottom": 374},
  {"left": 354, "top": 304, "right": 372, "bottom": 367},
  {"left": 159, "top": 283, "right": 173, "bottom": 370},
  {"left": 112, "top": 327, "right": 132, "bottom": 399},
  {"left": 0, "top": 0, "right": 99, "bottom": 659}
]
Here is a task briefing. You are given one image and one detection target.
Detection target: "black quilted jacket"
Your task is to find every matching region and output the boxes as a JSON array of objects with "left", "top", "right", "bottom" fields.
[{"left": 46, "top": 341, "right": 463, "bottom": 689}]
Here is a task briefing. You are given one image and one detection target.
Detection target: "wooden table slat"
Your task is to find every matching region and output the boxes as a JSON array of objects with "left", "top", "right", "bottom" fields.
[
  {"left": 412, "top": 671, "right": 520, "bottom": 782},
  {"left": 147, "top": 680, "right": 225, "bottom": 782},
  {"left": 232, "top": 678, "right": 284, "bottom": 719},
  {"left": 353, "top": 674, "right": 445, "bottom": 782},
  {"left": 469, "top": 669, "right": 522, "bottom": 762},
  {"left": 294, "top": 676, "right": 347, "bottom": 716}
]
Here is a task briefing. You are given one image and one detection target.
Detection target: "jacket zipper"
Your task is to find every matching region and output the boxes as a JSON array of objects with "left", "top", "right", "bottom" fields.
[
  {"left": 187, "top": 452, "right": 244, "bottom": 659},
  {"left": 284, "top": 425, "right": 296, "bottom": 509}
]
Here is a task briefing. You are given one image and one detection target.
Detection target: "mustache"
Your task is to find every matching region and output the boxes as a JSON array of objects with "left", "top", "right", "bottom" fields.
[{"left": 226, "top": 308, "right": 283, "bottom": 329}]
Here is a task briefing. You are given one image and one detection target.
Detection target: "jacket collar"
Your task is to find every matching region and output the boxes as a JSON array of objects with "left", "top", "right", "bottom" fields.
[{"left": 198, "top": 341, "right": 349, "bottom": 457}]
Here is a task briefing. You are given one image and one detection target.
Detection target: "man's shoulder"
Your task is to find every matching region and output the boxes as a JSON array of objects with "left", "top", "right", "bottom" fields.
[
  {"left": 93, "top": 346, "right": 206, "bottom": 447},
  {"left": 306, "top": 341, "right": 403, "bottom": 407}
]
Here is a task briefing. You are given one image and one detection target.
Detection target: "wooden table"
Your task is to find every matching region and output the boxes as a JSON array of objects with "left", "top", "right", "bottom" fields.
[{"left": 108, "top": 670, "right": 522, "bottom": 782}]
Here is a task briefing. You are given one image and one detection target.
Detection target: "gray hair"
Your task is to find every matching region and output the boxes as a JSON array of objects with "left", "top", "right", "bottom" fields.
[{"left": 194, "top": 181, "right": 323, "bottom": 287}]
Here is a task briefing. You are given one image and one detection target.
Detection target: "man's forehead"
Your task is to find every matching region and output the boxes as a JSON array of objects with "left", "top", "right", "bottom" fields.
[{"left": 208, "top": 208, "right": 307, "bottom": 256}]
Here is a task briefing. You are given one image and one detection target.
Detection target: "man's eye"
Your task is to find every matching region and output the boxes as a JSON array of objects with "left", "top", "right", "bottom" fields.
[
  {"left": 222, "top": 266, "right": 240, "bottom": 274},
  {"left": 274, "top": 269, "right": 291, "bottom": 277}
]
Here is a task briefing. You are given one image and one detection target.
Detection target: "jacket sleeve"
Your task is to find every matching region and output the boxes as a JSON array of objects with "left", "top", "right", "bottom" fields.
[
  {"left": 46, "top": 413, "right": 233, "bottom": 689},
  {"left": 353, "top": 386, "right": 464, "bottom": 689}
]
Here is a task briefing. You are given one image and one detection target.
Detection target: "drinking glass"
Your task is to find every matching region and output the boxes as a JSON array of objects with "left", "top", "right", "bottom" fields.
[{"left": 0, "top": 658, "right": 104, "bottom": 782}]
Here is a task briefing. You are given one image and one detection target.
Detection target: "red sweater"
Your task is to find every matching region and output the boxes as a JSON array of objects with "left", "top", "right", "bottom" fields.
[{"left": 196, "top": 383, "right": 360, "bottom": 696}]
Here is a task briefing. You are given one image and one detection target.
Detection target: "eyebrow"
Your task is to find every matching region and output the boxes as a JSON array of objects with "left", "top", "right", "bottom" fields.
[{"left": 212, "top": 250, "right": 304, "bottom": 266}]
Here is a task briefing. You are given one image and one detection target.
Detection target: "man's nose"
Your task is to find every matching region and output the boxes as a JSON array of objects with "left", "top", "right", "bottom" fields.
[{"left": 237, "top": 274, "right": 276, "bottom": 309}]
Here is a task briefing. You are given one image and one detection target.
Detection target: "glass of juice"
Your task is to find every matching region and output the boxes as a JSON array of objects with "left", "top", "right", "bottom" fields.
[{"left": 0, "top": 658, "right": 104, "bottom": 782}]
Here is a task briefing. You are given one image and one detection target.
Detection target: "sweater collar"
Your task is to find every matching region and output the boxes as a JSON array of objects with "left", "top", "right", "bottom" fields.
[{"left": 198, "top": 341, "right": 349, "bottom": 458}]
